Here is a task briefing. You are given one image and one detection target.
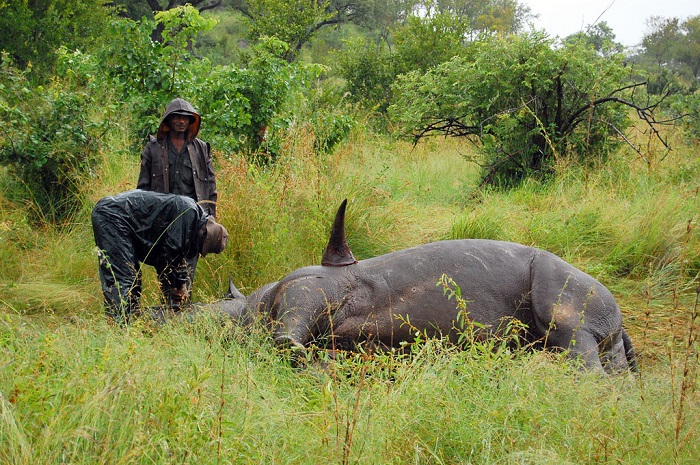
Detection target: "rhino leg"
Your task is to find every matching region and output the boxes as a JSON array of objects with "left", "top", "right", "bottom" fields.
[
  {"left": 529, "top": 251, "right": 629, "bottom": 372},
  {"left": 600, "top": 332, "right": 629, "bottom": 373},
  {"left": 542, "top": 322, "right": 606, "bottom": 371}
]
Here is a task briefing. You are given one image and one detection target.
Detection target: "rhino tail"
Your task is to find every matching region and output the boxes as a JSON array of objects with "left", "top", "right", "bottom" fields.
[
  {"left": 224, "top": 276, "right": 246, "bottom": 300},
  {"left": 321, "top": 199, "right": 358, "bottom": 267},
  {"left": 622, "top": 327, "right": 638, "bottom": 372}
]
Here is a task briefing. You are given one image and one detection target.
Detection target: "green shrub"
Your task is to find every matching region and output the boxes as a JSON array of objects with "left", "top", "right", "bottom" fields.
[
  {"left": 668, "top": 91, "right": 700, "bottom": 141},
  {"left": 97, "top": 13, "right": 210, "bottom": 143},
  {"left": 390, "top": 32, "right": 636, "bottom": 187},
  {"left": 0, "top": 53, "right": 104, "bottom": 223},
  {"left": 336, "top": 37, "right": 397, "bottom": 112}
]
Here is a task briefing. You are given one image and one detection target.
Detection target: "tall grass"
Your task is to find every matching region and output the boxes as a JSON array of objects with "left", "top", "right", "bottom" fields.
[
  {"left": 1, "top": 313, "right": 698, "bottom": 464},
  {"left": 1, "top": 120, "right": 699, "bottom": 463}
]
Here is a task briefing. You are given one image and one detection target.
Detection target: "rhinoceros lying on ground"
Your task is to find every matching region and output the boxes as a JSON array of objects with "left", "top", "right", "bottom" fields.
[{"left": 221, "top": 200, "right": 637, "bottom": 373}]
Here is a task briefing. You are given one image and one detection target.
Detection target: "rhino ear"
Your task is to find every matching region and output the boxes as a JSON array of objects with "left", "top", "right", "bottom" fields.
[{"left": 321, "top": 199, "right": 358, "bottom": 267}]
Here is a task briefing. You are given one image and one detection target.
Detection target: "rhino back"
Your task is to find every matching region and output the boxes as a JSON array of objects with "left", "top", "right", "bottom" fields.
[{"left": 332, "top": 239, "right": 539, "bottom": 345}]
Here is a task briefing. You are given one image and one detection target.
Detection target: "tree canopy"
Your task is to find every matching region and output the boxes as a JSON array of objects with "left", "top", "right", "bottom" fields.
[
  {"left": 640, "top": 15, "right": 700, "bottom": 88},
  {"left": 389, "top": 33, "right": 668, "bottom": 187},
  {"left": 0, "top": 0, "right": 115, "bottom": 77}
]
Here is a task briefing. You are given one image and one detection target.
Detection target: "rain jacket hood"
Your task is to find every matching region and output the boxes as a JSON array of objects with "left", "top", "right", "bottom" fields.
[{"left": 157, "top": 98, "right": 201, "bottom": 142}]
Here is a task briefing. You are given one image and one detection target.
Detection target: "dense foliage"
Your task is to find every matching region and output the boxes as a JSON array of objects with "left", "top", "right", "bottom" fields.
[
  {"left": 641, "top": 15, "right": 700, "bottom": 87},
  {"left": 337, "top": 11, "right": 471, "bottom": 112},
  {"left": 0, "top": 6, "right": 326, "bottom": 220},
  {"left": 390, "top": 33, "right": 642, "bottom": 186},
  {"left": 246, "top": 0, "right": 334, "bottom": 61},
  {"left": 0, "top": 0, "right": 114, "bottom": 79},
  {"left": 0, "top": 52, "right": 107, "bottom": 222},
  {"left": 0, "top": 2, "right": 698, "bottom": 208}
]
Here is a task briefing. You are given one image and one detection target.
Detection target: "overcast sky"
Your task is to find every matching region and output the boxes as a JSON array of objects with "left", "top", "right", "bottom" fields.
[{"left": 520, "top": 0, "right": 700, "bottom": 47}]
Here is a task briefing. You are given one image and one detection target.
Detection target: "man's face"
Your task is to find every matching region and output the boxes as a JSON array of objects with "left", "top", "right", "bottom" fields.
[{"left": 167, "top": 113, "right": 192, "bottom": 134}]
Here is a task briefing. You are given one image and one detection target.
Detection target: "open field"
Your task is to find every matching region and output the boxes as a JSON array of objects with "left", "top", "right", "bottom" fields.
[{"left": 1, "top": 123, "right": 699, "bottom": 463}]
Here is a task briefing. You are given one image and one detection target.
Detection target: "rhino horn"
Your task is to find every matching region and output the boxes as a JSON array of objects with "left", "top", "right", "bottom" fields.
[
  {"left": 321, "top": 199, "right": 358, "bottom": 267},
  {"left": 224, "top": 276, "right": 246, "bottom": 299}
]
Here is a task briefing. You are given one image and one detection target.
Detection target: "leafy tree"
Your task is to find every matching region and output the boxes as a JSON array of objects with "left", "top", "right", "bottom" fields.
[
  {"left": 336, "top": 2, "right": 529, "bottom": 113},
  {"left": 100, "top": 8, "right": 311, "bottom": 156},
  {"left": 0, "top": 51, "right": 106, "bottom": 222},
  {"left": 337, "top": 38, "right": 397, "bottom": 111},
  {"left": 392, "top": 10, "right": 471, "bottom": 73},
  {"left": 339, "top": 0, "right": 419, "bottom": 44},
  {"left": 337, "top": 10, "right": 470, "bottom": 111},
  {"left": 110, "top": 0, "right": 227, "bottom": 43},
  {"left": 236, "top": 0, "right": 422, "bottom": 61},
  {"left": 563, "top": 21, "right": 624, "bottom": 57},
  {"left": 677, "top": 16, "right": 700, "bottom": 81},
  {"left": 155, "top": 5, "right": 217, "bottom": 82},
  {"left": 642, "top": 16, "right": 682, "bottom": 73},
  {"left": 389, "top": 32, "right": 668, "bottom": 187},
  {"left": 667, "top": 92, "right": 700, "bottom": 141},
  {"left": 191, "top": 37, "right": 316, "bottom": 158},
  {"left": 637, "top": 15, "right": 700, "bottom": 93},
  {"left": 98, "top": 6, "right": 216, "bottom": 140},
  {"left": 117, "top": 0, "right": 415, "bottom": 62},
  {"left": 111, "top": 0, "right": 227, "bottom": 20},
  {"left": 0, "top": 0, "right": 115, "bottom": 78},
  {"left": 98, "top": 17, "right": 170, "bottom": 139},
  {"left": 433, "top": 0, "right": 531, "bottom": 37},
  {"left": 245, "top": 0, "right": 334, "bottom": 61}
]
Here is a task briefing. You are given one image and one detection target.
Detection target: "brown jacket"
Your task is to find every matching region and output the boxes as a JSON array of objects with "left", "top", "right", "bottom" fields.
[{"left": 137, "top": 98, "right": 218, "bottom": 217}]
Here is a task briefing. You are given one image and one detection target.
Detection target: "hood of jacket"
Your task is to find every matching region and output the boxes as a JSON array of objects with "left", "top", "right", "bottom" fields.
[{"left": 156, "top": 98, "right": 201, "bottom": 142}]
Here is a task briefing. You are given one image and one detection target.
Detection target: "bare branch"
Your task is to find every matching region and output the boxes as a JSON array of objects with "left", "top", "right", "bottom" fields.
[
  {"left": 593, "top": 118, "right": 651, "bottom": 165},
  {"left": 564, "top": 83, "right": 677, "bottom": 151}
]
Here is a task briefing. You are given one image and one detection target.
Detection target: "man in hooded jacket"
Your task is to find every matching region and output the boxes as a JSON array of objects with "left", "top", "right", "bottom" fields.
[
  {"left": 92, "top": 190, "right": 228, "bottom": 324},
  {"left": 137, "top": 98, "right": 218, "bottom": 307}
]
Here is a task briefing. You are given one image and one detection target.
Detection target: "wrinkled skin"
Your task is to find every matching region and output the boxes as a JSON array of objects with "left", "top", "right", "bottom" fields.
[{"left": 227, "top": 201, "right": 637, "bottom": 373}]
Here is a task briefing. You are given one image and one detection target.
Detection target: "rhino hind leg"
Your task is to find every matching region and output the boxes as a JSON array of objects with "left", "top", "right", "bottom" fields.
[
  {"left": 603, "top": 339, "right": 629, "bottom": 374},
  {"left": 592, "top": 327, "right": 638, "bottom": 374},
  {"left": 544, "top": 324, "right": 636, "bottom": 373},
  {"left": 548, "top": 328, "right": 606, "bottom": 372}
]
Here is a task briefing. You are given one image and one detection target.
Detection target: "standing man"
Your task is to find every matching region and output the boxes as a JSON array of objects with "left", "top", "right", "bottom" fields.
[
  {"left": 138, "top": 98, "right": 218, "bottom": 308},
  {"left": 92, "top": 190, "right": 228, "bottom": 324}
]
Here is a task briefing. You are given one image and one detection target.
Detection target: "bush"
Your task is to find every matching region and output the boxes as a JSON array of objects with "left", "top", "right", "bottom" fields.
[
  {"left": 668, "top": 91, "right": 700, "bottom": 141},
  {"left": 389, "top": 32, "right": 636, "bottom": 187},
  {"left": 97, "top": 13, "right": 212, "bottom": 144},
  {"left": 0, "top": 53, "right": 105, "bottom": 223},
  {"left": 98, "top": 13, "right": 312, "bottom": 161},
  {"left": 336, "top": 38, "right": 397, "bottom": 112},
  {"left": 192, "top": 37, "right": 317, "bottom": 161},
  {"left": 337, "top": 12, "right": 470, "bottom": 113}
]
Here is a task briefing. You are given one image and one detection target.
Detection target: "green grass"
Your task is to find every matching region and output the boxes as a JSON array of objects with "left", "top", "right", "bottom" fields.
[
  {"left": 2, "top": 314, "right": 698, "bottom": 464},
  {"left": 1, "top": 121, "right": 699, "bottom": 463}
]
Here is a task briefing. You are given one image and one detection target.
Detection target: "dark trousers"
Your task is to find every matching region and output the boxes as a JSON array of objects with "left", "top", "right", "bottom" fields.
[
  {"left": 92, "top": 211, "right": 142, "bottom": 323},
  {"left": 157, "top": 255, "right": 198, "bottom": 308}
]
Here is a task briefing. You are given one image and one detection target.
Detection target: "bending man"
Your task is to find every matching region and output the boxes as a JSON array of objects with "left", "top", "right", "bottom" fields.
[{"left": 92, "top": 190, "right": 228, "bottom": 324}]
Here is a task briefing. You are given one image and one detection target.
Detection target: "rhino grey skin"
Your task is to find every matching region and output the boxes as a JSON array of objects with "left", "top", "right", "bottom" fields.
[{"left": 230, "top": 200, "right": 637, "bottom": 373}]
